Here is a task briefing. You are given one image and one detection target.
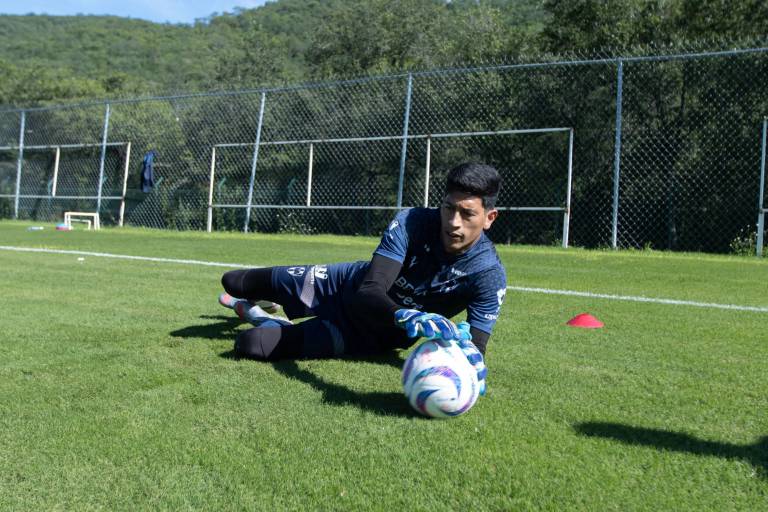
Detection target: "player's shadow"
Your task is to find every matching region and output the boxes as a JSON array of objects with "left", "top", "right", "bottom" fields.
[
  {"left": 169, "top": 315, "right": 242, "bottom": 341},
  {"left": 175, "top": 316, "right": 416, "bottom": 417},
  {"left": 574, "top": 421, "right": 768, "bottom": 478},
  {"left": 218, "top": 349, "right": 418, "bottom": 418},
  {"left": 270, "top": 358, "right": 419, "bottom": 418}
]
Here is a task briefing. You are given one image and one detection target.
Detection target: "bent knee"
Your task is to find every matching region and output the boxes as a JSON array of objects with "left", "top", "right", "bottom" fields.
[
  {"left": 221, "top": 269, "right": 247, "bottom": 297},
  {"left": 234, "top": 326, "right": 283, "bottom": 361}
]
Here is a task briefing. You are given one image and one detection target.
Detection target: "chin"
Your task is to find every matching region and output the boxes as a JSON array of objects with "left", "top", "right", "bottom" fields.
[{"left": 444, "top": 240, "right": 466, "bottom": 254}]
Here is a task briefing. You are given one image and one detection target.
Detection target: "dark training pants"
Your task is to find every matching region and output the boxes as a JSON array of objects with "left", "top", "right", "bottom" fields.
[{"left": 221, "top": 263, "right": 370, "bottom": 361}]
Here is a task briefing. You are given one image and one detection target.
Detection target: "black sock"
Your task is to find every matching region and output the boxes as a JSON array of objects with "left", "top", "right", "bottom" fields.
[{"left": 221, "top": 268, "right": 273, "bottom": 301}]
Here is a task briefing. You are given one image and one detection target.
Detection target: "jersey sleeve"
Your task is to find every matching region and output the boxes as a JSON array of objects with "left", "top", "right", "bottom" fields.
[
  {"left": 373, "top": 208, "right": 413, "bottom": 264},
  {"left": 465, "top": 266, "right": 508, "bottom": 334}
]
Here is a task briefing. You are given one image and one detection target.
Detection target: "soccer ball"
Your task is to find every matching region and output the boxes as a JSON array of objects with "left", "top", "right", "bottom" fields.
[{"left": 402, "top": 339, "right": 479, "bottom": 418}]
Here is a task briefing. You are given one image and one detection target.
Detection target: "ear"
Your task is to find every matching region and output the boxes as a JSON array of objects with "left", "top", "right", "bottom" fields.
[{"left": 483, "top": 208, "right": 498, "bottom": 230}]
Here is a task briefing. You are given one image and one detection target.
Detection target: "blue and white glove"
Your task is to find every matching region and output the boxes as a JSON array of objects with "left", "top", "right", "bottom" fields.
[
  {"left": 455, "top": 321, "right": 487, "bottom": 396},
  {"left": 394, "top": 309, "right": 460, "bottom": 342}
]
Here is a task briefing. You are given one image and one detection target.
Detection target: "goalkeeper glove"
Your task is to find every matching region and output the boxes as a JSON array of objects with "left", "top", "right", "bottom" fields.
[
  {"left": 394, "top": 309, "right": 459, "bottom": 342},
  {"left": 455, "top": 322, "right": 487, "bottom": 396}
]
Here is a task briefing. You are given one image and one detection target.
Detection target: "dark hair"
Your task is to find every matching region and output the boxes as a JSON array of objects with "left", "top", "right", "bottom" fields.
[{"left": 445, "top": 162, "right": 502, "bottom": 210}]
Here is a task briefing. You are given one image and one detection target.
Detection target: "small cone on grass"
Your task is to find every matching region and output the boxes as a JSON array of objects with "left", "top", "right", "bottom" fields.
[{"left": 567, "top": 313, "right": 604, "bottom": 329}]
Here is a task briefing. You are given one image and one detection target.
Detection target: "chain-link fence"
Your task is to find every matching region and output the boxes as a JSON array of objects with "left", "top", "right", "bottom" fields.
[{"left": 2, "top": 47, "right": 767, "bottom": 254}]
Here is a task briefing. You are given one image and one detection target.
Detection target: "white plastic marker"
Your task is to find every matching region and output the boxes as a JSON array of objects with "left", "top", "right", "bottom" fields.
[{"left": 1, "top": 245, "right": 767, "bottom": 313}]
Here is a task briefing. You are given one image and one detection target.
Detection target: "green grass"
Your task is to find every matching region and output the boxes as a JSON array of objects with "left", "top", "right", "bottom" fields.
[{"left": 0, "top": 220, "right": 766, "bottom": 510}]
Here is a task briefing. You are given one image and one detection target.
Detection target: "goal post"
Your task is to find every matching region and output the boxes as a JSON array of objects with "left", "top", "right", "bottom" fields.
[
  {"left": 0, "top": 141, "right": 131, "bottom": 225},
  {"left": 419, "top": 127, "right": 575, "bottom": 248},
  {"left": 206, "top": 127, "right": 575, "bottom": 248}
]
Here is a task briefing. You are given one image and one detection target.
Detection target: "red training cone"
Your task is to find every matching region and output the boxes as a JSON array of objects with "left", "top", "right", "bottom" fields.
[{"left": 567, "top": 313, "right": 604, "bottom": 329}]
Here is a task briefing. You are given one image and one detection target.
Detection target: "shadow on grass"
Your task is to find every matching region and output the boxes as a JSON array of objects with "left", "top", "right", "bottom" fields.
[
  {"left": 180, "top": 315, "right": 416, "bottom": 417},
  {"left": 273, "top": 360, "right": 418, "bottom": 418},
  {"left": 169, "top": 315, "right": 242, "bottom": 341},
  {"left": 574, "top": 421, "right": 767, "bottom": 478},
  {"left": 219, "top": 349, "right": 418, "bottom": 418}
]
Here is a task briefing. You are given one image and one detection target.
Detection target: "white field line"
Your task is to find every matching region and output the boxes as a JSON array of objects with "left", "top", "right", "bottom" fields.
[
  {"left": 0, "top": 245, "right": 256, "bottom": 269},
  {"left": 2, "top": 245, "right": 767, "bottom": 313},
  {"left": 506, "top": 286, "right": 768, "bottom": 313}
]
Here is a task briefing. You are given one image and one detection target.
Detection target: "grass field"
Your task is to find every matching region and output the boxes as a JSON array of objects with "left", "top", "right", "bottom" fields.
[{"left": 1, "top": 220, "right": 766, "bottom": 510}]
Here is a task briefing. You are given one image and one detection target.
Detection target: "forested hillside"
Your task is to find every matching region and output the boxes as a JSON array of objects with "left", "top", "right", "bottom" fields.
[
  {"left": 0, "top": 0, "right": 543, "bottom": 106},
  {"left": 0, "top": 0, "right": 766, "bottom": 108}
]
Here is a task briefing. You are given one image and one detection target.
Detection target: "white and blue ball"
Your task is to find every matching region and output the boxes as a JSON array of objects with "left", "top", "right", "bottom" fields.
[{"left": 402, "top": 339, "right": 479, "bottom": 418}]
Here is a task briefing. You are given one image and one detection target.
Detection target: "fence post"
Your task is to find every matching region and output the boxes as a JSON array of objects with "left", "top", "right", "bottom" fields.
[
  {"left": 51, "top": 146, "right": 61, "bottom": 197},
  {"left": 306, "top": 143, "right": 314, "bottom": 206},
  {"left": 119, "top": 142, "right": 131, "bottom": 227},
  {"left": 13, "top": 110, "right": 26, "bottom": 219},
  {"left": 757, "top": 117, "right": 767, "bottom": 257},
  {"left": 244, "top": 91, "right": 267, "bottom": 232},
  {"left": 96, "top": 103, "right": 111, "bottom": 213},
  {"left": 396, "top": 73, "right": 413, "bottom": 208},
  {"left": 611, "top": 59, "right": 624, "bottom": 249},
  {"left": 423, "top": 136, "right": 431, "bottom": 207},
  {"left": 206, "top": 146, "right": 217, "bottom": 233},
  {"left": 562, "top": 128, "right": 575, "bottom": 248}
]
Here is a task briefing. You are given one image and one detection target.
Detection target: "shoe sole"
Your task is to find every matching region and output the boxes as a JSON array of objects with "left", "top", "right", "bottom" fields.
[{"left": 219, "top": 292, "right": 279, "bottom": 314}]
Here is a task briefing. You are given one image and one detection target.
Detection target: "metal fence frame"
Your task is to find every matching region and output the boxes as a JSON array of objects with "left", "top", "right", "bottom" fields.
[
  {"left": 206, "top": 126, "right": 575, "bottom": 247},
  {"left": 2, "top": 46, "right": 768, "bottom": 253},
  {"left": 0, "top": 139, "right": 132, "bottom": 226},
  {"left": 758, "top": 117, "right": 767, "bottom": 257}
]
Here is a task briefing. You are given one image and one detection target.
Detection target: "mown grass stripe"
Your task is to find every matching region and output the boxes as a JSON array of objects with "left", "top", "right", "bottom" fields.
[{"left": 3, "top": 244, "right": 766, "bottom": 313}]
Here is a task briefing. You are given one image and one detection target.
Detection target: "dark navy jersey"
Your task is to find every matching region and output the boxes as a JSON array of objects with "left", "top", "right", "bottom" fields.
[{"left": 373, "top": 207, "right": 507, "bottom": 334}]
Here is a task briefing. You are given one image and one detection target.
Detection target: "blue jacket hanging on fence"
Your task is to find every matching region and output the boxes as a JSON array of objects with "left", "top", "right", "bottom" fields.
[{"left": 140, "top": 150, "right": 157, "bottom": 193}]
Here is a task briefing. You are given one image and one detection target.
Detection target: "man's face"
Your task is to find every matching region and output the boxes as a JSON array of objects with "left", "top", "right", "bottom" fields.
[{"left": 439, "top": 191, "right": 498, "bottom": 254}]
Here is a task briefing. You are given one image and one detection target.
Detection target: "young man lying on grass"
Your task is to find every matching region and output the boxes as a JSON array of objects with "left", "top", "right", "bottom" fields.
[{"left": 219, "top": 162, "right": 507, "bottom": 394}]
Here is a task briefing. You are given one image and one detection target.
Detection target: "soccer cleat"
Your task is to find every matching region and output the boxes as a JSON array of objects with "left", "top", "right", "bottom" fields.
[
  {"left": 234, "top": 302, "right": 293, "bottom": 327},
  {"left": 218, "top": 292, "right": 280, "bottom": 314},
  {"left": 218, "top": 293, "right": 291, "bottom": 327}
]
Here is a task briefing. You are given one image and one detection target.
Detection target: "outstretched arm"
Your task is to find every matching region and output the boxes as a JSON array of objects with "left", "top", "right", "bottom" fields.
[
  {"left": 468, "top": 327, "right": 490, "bottom": 356},
  {"left": 352, "top": 255, "right": 491, "bottom": 352},
  {"left": 350, "top": 254, "right": 403, "bottom": 323}
]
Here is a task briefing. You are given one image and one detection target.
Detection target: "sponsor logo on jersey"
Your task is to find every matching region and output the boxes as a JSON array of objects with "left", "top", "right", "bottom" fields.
[
  {"left": 314, "top": 265, "right": 328, "bottom": 280},
  {"left": 495, "top": 287, "right": 507, "bottom": 314},
  {"left": 440, "top": 280, "right": 459, "bottom": 293},
  {"left": 395, "top": 292, "right": 423, "bottom": 310},
  {"left": 287, "top": 266, "right": 306, "bottom": 277},
  {"left": 497, "top": 288, "right": 507, "bottom": 305},
  {"left": 394, "top": 276, "right": 415, "bottom": 292}
]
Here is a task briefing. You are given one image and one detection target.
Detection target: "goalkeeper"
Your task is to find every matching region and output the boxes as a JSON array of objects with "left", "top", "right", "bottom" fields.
[{"left": 218, "top": 162, "right": 506, "bottom": 383}]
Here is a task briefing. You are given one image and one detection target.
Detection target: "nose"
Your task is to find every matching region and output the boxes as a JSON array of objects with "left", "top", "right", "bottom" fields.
[{"left": 447, "top": 210, "right": 462, "bottom": 229}]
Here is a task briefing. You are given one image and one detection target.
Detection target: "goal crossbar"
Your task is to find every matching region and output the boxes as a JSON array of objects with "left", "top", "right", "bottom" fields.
[
  {"left": 1, "top": 141, "right": 132, "bottom": 226},
  {"left": 206, "top": 128, "right": 575, "bottom": 247}
]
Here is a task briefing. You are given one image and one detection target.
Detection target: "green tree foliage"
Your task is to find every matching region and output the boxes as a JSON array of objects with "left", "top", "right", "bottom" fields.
[
  {"left": 1, "top": 0, "right": 765, "bottom": 249},
  {"left": 304, "top": 0, "right": 542, "bottom": 78},
  {"left": 0, "top": 1, "right": 764, "bottom": 108},
  {"left": 539, "top": 0, "right": 768, "bottom": 53},
  {"left": 0, "top": 59, "right": 106, "bottom": 106},
  {"left": 0, "top": 1, "right": 547, "bottom": 106},
  {"left": 539, "top": 0, "right": 673, "bottom": 52}
]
